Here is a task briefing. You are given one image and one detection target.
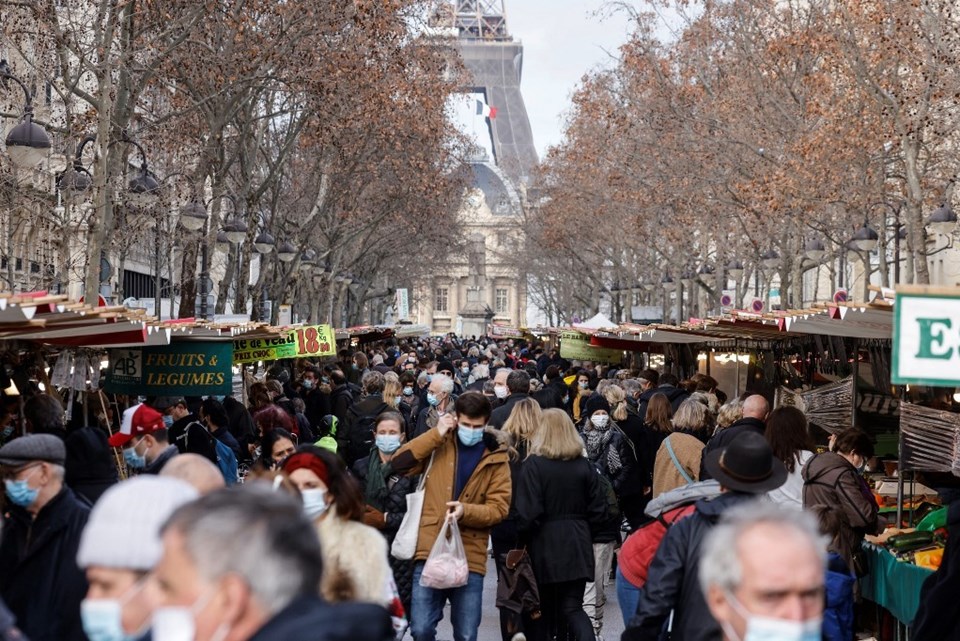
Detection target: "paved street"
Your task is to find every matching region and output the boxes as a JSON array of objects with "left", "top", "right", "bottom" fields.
[{"left": 431, "top": 557, "right": 627, "bottom": 641}]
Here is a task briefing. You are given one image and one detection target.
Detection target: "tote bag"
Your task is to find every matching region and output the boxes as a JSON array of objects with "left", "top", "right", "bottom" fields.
[{"left": 391, "top": 452, "right": 435, "bottom": 560}]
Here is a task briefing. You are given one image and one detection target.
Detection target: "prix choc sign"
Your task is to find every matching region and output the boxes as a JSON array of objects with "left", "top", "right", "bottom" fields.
[
  {"left": 233, "top": 324, "right": 336, "bottom": 364},
  {"left": 893, "top": 287, "right": 960, "bottom": 386}
]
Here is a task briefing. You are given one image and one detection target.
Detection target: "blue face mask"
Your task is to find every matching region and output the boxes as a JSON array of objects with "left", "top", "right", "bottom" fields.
[
  {"left": 80, "top": 598, "right": 139, "bottom": 641},
  {"left": 123, "top": 441, "right": 146, "bottom": 470},
  {"left": 1, "top": 425, "right": 13, "bottom": 439},
  {"left": 427, "top": 392, "right": 440, "bottom": 407},
  {"left": 212, "top": 395, "right": 226, "bottom": 403},
  {"left": 4, "top": 467, "right": 39, "bottom": 507},
  {"left": 162, "top": 415, "right": 174, "bottom": 428},
  {"left": 457, "top": 425, "right": 485, "bottom": 447},
  {"left": 403, "top": 386, "right": 414, "bottom": 396},
  {"left": 376, "top": 434, "right": 402, "bottom": 454}
]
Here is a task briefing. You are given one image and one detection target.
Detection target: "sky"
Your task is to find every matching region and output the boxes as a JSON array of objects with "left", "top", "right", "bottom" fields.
[{"left": 452, "top": 1, "right": 637, "bottom": 159}]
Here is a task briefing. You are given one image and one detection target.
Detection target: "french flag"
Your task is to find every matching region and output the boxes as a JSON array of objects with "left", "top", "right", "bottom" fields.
[{"left": 476, "top": 99, "right": 498, "bottom": 120}]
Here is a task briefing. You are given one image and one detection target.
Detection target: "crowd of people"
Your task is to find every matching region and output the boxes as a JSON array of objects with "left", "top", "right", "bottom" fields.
[{"left": 0, "top": 334, "right": 955, "bottom": 641}]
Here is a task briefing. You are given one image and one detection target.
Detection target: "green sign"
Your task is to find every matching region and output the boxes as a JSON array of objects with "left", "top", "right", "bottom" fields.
[
  {"left": 105, "top": 343, "right": 233, "bottom": 396},
  {"left": 232, "top": 324, "right": 336, "bottom": 364},
  {"left": 893, "top": 287, "right": 960, "bottom": 386},
  {"left": 559, "top": 331, "right": 623, "bottom": 364}
]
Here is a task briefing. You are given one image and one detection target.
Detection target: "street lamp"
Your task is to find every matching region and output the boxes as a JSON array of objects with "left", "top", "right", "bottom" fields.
[
  {"left": 761, "top": 249, "right": 780, "bottom": 269},
  {"left": 300, "top": 249, "right": 317, "bottom": 272},
  {"left": 215, "top": 231, "right": 231, "bottom": 252},
  {"left": 57, "top": 135, "right": 95, "bottom": 195},
  {"left": 122, "top": 135, "right": 161, "bottom": 207},
  {"left": 803, "top": 238, "right": 826, "bottom": 262},
  {"left": 927, "top": 203, "right": 957, "bottom": 236},
  {"left": 179, "top": 201, "right": 208, "bottom": 231},
  {"left": 253, "top": 231, "right": 275, "bottom": 254},
  {"left": 223, "top": 219, "right": 248, "bottom": 244},
  {"left": 698, "top": 264, "right": 716, "bottom": 287},
  {"left": 849, "top": 224, "right": 879, "bottom": 252},
  {"left": 661, "top": 274, "right": 675, "bottom": 292},
  {"left": 0, "top": 60, "right": 51, "bottom": 168},
  {"left": 277, "top": 240, "right": 297, "bottom": 262}
]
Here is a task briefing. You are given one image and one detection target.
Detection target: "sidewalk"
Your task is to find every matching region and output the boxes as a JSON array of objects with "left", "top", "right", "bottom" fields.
[{"left": 433, "top": 557, "right": 627, "bottom": 641}]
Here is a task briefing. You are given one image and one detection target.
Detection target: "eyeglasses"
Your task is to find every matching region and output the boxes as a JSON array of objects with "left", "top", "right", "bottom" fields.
[{"left": 1, "top": 462, "right": 41, "bottom": 481}]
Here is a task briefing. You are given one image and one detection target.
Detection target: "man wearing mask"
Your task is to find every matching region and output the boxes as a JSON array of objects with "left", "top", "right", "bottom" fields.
[
  {"left": 110, "top": 404, "right": 178, "bottom": 475},
  {"left": 76, "top": 476, "right": 198, "bottom": 641},
  {"left": 300, "top": 367, "right": 331, "bottom": 432},
  {"left": 0, "top": 434, "right": 90, "bottom": 641},
  {"left": 490, "top": 368, "right": 511, "bottom": 408},
  {"left": 488, "top": 370, "right": 531, "bottom": 429},
  {"left": 700, "top": 502, "right": 825, "bottom": 641},
  {"left": 392, "top": 393, "right": 510, "bottom": 641},
  {"left": 414, "top": 375, "right": 455, "bottom": 438},
  {"left": 153, "top": 485, "right": 393, "bottom": 641}
]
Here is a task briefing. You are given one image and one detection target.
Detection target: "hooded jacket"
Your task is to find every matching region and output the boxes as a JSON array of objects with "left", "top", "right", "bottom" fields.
[
  {"left": 802, "top": 451, "right": 880, "bottom": 568},
  {"left": 392, "top": 425, "right": 511, "bottom": 576},
  {"left": 623, "top": 491, "right": 756, "bottom": 641},
  {"left": 637, "top": 384, "right": 689, "bottom": 417},
  {"left": 64, "top": 426, "right": 117, "bottom": 505},
  {"left": 248, "top": 595, "right": 393, "bottom": 641}
]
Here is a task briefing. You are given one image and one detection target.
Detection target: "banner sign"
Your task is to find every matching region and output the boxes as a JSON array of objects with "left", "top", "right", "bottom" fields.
[
  {"left": 106, "top": 343, "right": 233, "bottom": 396},
  {"left": 893, "top": 287, "right": 960, "bottom": 386},
  {"left": 395, "top": 288, "right": 409, "bottom": 320},
  {"left": 232, "top": 324, "right": 336, "bottom": 364},
  {"left": 488, "top": 324, "right": 524, "bottom": 339},
  {"left": 559, "top": 331, "right": 623, "bottom": 364}
]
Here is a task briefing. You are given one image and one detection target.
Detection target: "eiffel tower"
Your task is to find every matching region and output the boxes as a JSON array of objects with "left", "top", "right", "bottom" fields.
[{"left": 446, "top": 0, "right": 539, "bottom": 185}]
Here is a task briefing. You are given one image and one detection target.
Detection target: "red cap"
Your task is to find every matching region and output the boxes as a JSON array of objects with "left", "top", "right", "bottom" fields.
[{"left": 108, "top": 405, "right": 165, "bottom": 447}]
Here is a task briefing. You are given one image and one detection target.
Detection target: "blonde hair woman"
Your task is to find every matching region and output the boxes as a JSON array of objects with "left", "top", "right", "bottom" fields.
[
  {"left": 603, "top": 384, "right": 630, "bottom": 423},
  {"left": 517, "top": 409, "right": 608, "bottom": 641},
  {"left": 715, "top": 399, "right": 744, "bottom": 432},
  {"left": 383, "top": 377, "right": 413, "bottom": 438},
  {"left": 651, "top": 399, "right": 707, "bottom": 497},
  {"left": 493, "top": 397, "right": 543, "bottom": 639}
]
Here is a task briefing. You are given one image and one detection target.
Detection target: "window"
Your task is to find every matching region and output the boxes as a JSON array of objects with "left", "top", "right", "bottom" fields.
[
  {"left": 435, "top": 287, "right": 449, "bottom": 313},
  {"left": 495, "top": 288, "right": 509, "bottom": 314}
]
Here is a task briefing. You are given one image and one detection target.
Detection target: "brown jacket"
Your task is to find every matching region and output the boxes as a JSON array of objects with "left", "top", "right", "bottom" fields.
[
  {"left": 392, "top": 425, "right": 511, "bottom": 576},
  {"left": 652, "top": 432, "right": 704, "bottom": 498}
]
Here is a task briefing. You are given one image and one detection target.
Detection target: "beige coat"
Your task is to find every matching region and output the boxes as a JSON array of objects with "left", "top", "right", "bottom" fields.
[
  {"left": 317, "top": 512, "right": 391, "bottom": 605},
  {"left": 652, "top": 432, "right": 704, "bottom": 498}
]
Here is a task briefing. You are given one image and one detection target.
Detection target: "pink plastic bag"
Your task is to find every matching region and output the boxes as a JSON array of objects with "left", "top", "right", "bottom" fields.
[{"left": 419, "top": 514, "right": 469, "bottom": 589}]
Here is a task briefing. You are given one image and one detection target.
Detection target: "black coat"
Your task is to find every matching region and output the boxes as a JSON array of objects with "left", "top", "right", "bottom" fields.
[
  {"left": 248, "top": 595, "right": 393, "bottom": 641},
  {"left": 913, "top": 501, "right": 960, "bottom": 640},
  {"left": 637, "top": 385, "right": 689, "bottom": 418},
  {"left": 0, "top": 597, "right": 24, "bottom": 641},
  {"left": 516, "top": 455, "right": 608, "bottom": 584},
  {"left": 624, "top": 492, "right": 755, "bottom": 641},
  {"left": 64, "top": 426, "right": 117, "bottom": 506},
  {"left": 489, "top": 393, "right": 531, "bottom": 429},
  {"left": 0, "top": 487, "right": 90, "bottom": 641},
  {"left": 699, "top": 417, "right": 765, "bottom": 480},
  {"left": 302, "top": 388, "right": 332, "bottom": 431}
]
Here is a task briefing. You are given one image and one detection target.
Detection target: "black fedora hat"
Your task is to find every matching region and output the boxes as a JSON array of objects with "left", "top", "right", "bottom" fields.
[{"left": 703, "top": 431, "right": 787, "bottom": 494}]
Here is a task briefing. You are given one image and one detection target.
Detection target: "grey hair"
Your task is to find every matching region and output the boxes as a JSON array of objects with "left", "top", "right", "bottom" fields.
[
  {"left": 162, "top": 484, "right": 322, "bottom": 615},
  {"left": 673, "top": 398, "right": 709, "bottom": 431},
  {"left": 506, "top": 370, "right": 530, "bottom": 393},
  {"left": 471, "top": 364, "right": 490, "bottom": 380},
  {"left": 495, "top": 367, "right": 512, "bottom": 380},
  {"left": 48, "top": 463, "right": 66, "bottom": 481},
  {"left": 621, "top": 379, "right": 641, "bottom": 396},
  {"left": 417, "top": 371, "right": 429, "bottom": 386},
  {"left": 435, "top": 375, "right": 454, "bottom": 394},
  {"left": 361, "top": 370, "right": 385, "bottom": 394},
  {"left": 699, "top": 500, "right": 826, "bottom": 596}
]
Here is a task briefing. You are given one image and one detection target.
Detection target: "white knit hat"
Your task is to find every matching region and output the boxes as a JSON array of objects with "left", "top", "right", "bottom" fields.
[{"left": 77, "top": 476, "right": 199, "bottom": 570}]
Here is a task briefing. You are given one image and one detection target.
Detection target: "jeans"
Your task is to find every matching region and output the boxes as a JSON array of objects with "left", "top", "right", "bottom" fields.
[
  {"left": 615, "top": 566, "right": 642, "bottom": 627},
  {"left": 533, "top": 580, "right": 594, "bottom": 641},
  {"left": 584, "top": 541, "right": 616, "bottom": 635},
  {"left": 411, "top": 562, "right": 484, "bottom": 641}
]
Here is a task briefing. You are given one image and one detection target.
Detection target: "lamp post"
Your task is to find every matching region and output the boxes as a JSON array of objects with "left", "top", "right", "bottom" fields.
[{"left": 0, "top": 60, "right": 51, "bottom": 168}]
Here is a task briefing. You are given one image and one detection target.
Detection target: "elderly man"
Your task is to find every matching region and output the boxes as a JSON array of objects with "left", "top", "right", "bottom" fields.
[
  {"left": 160, "top": 453, "right": 226, "bottom": 495},
  {"left": 488, "top": 370, "right": 531, "bottom": 429},
  {"left": 700, "top": 502, "right": 826, "bottom": 641},
  {"left": 0, "top": 434, "right": 90, "bottom": 641},
  {"left": 700, "top": 395, "right": 770, "bottom": 480},
  {"left": 413, "top": 373, "right": 455, "bottom": 438},
  {"left": 77, "top": 476, "right": 198, "bottom": 641},
  {"left": 153, "top": 484, "right": 393, "bottom": 641},
  {"left": 490, "top": 367, "right": 511, "bottom": 407}
]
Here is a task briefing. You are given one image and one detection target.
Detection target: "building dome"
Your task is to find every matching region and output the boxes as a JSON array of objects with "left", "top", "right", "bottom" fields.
[{"left": 470, "top": 160, "right": 521, "bottom": 216}]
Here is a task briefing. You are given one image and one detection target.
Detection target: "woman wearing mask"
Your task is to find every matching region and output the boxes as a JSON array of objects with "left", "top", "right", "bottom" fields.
[
  {"left": 572, "top": 370, "right": 592, "bottom": 422},
  {"left": 802, "top": 428, "right": 882, "bottom": 574},
  {"left": 603, "top": 385, "right": 647, "bottom": 530},
  {"left": 384, "top": 378, "right": 414, "bottom": 439},
  {"left": 282, "top": 446, "right": 405, "bottom": 628},
  {"left": 353, "top": 412, "right": 416, "bottom": 615},
  {"left": 492, "top": 399, "right": 543, "bottom": 641},
  {"left": 259, "top": 428, "right": 297, "bottom": 470},
  {"left": 516, "top": 409, "right": 608, "bottom": 641}
]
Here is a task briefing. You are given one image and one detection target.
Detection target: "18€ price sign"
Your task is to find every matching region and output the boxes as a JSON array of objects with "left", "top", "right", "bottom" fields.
[{"left": 291, "top": 324, "right": 336, "bottom": 359}]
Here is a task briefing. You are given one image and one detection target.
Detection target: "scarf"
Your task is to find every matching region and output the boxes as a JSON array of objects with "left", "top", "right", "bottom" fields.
[
  {"left": 365, "top": 454, "right": 390, "bottom": 512},
  {"left": 584, "top": 424, "right": 623, "bottom": 477}
]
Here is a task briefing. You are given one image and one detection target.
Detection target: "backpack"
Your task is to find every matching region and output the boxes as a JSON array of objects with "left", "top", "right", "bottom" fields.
[
  {"left": 212, "top": 438, "right": 239, "bottom": 485},
  {"left": 314, "top": 415, "right": 339, "bottom": 454},
  {"left": 343, "top": 402, "right": 390, "bottom": 466},
  {"left": 594, "top": 464, "right": 622, "bottom": 524},
  {"left": 619, "top": 503, "right": 696, "bottom": 588}
]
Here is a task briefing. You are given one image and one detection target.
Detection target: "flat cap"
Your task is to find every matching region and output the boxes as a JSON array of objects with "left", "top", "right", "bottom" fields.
[{"left": 0, "top": 434, "right": 66, "bottom": 467}]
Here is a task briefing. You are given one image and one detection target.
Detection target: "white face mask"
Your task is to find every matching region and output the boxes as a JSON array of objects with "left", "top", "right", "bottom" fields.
[
  {"left": 724, "top": 591, "right": 822, "bottom": 641},
  {"left": 151, "top": 588, "right": 229, "bottom": 641},
  {"left": 590, "top": 414, "right": 609, "bottom": 429},
  {"left": 494, "top": 386, "right": 508, "bottom": 399},
  {"left": 301, "top": 487, "right": 329, "bottom": 520}
]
